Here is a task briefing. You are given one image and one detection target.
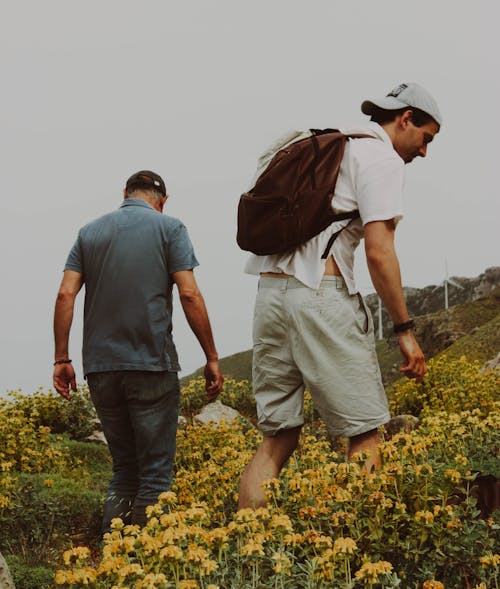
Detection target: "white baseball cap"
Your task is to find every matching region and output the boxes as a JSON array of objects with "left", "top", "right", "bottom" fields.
[{"left": 361, "top": 82, "right": 442, "bottom": 126}]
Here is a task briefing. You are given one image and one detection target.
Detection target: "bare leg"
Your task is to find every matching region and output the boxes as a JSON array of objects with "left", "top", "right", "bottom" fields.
[
  {"left": 238, "top": 426, "right": 302, "bottom": 509},
  {"left": 348, "top": 427, "right": 382, "bottom": 472}
]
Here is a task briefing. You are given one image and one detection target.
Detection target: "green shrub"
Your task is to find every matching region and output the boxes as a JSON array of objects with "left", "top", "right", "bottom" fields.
[
  {"left": 56, "top": 439, "right": 112, "bottom": 487},
  {"left": 0, "top": 473, "right": 103, "bottom": 557},
  {"left": 6, "top": 386, "right": 98, "bottom": 441},
  {"left": 5, "top": 555, "right": 54, "bottom": 589},
  {"left": 389, "top": 355, "right": 499, "bottom": 418}
]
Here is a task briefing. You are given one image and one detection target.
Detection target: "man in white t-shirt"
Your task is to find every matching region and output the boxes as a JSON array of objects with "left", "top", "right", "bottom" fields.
[{"left": 238, "top": 82, "right": 441, "bottom": 509}]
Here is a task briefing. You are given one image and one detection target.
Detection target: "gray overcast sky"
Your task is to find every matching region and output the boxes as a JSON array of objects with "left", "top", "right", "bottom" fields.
[{"left": 1, "top": 1, "right": 499, "bottom": 395}]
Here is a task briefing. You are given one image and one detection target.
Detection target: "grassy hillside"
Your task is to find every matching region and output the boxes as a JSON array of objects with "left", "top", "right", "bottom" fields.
[
  {"left": 415, "top": 288, "right": 500, "bottom": 358},
  {"left": 436, "top": 312, "right": 500, "bottom": 363},
  {"left": 181, "top": 349, "right": 253, "bottom": 386}
]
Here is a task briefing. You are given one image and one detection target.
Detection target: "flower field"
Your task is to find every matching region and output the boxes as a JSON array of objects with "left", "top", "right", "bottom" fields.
[{"left": 1, "top": 357, "right": 499, "bottom": 588}]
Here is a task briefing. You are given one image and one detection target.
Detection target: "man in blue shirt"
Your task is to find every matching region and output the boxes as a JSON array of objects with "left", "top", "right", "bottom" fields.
[{"left": 53, "top": 170, "right": 223, "bottom": 533}]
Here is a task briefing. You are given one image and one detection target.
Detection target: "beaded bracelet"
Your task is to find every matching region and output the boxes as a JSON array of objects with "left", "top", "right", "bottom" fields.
[{"left": 53, "top": 359, "right": 72, "bottom": 366}]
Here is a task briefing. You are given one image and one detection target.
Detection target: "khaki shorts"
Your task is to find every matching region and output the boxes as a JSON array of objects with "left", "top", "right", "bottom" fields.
[{"left": 252, "top": 276, "right": 390, "bottom": 438}]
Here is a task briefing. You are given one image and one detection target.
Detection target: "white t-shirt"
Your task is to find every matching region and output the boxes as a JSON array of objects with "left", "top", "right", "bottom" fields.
[{"left": 244, "top": 122, "right": 405, "bottom": 293}]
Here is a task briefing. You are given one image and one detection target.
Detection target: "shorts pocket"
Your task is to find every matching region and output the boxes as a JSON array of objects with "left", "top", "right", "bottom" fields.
[{"left": 355, "top": 293, "right": 371, "bottom": 334}]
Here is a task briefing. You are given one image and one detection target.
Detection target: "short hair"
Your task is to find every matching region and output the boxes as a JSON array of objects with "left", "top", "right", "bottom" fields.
[
  {"left": 370, "top": 106, "right": 438, "bottom": 128},
  {"left": 126, "top": 187, "right": 164, "bottom": 203}
]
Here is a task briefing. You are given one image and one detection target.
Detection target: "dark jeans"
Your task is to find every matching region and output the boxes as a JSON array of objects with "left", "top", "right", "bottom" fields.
[{"left": 87, "top": 370, "right": 180, "bottom": 535}]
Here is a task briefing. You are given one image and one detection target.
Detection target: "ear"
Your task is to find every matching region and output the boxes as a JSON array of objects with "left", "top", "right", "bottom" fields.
[
  {"left": 159, "top": 195, "right": 168, "bottom": 212},
  {"left": 123, "top": 189, "right": 128, "bottom": 199},
  {"left": 399, "top": 109, "right": 413, "bottom": 129}
]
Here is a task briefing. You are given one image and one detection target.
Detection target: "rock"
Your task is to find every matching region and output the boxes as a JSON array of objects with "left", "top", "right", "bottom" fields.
[
  {"left": 365, "top": 266, "right": 500, "bottom": 337},
  {"left": 84, "top": 414, "right": 189, "bottom": 443},
  {"left": 84, "top": 430, "right": 107, "bottom": 444},
  {"left": 384, "top": 414, "right": 419, "bottom": 437},
  {"left": 474, "top": 267, "right": 500, "bottom": 299},
  {"left": 0, "top": 552, "right": 15, "bottom": 589},
  {"left": 481, "top": 352, "right": 500, "bottom": 373},
  {"left": 194, "top": 401, "right": 242, "bottom": 427}
]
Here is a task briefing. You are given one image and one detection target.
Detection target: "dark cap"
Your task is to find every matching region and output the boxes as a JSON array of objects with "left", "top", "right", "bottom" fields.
[{"left": 125, "top": 170, "right": 167, "bottom": 196}]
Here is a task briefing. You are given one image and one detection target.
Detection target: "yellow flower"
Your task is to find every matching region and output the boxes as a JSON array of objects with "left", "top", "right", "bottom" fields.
[
  {"left": 271, "top": 552, "right": 291, "bottom": 574},
  {"left": 333, "top": 537, "right": 357, "bottom": 554},
  {"left": 179, "top": 580, "right": 199, "bottom": 589},
  {"left": 355, "top": 561, "right": 393, "bottom": 584},
  {"left": 415, "top": 510, "right": 434, "bottom": 524},
  {"left": 63, "top": 546, "right": 90, "bottom": 566},
  {"left": 73, "top": 567, "right": 97, "bottom": 584},
  {"left": 186, "top": 543, "right": 208, "bottom": 563},
  {"left": 137, "top": 573, "right": 167, "bottom": 589},
  {"left": 117, "top": 563, "right": 143, "bottom": 580},
  {"left": 241, "top": 539, "right": 265, "bottom": 556},
  {"left": 110, "top": 518, "right": 124, "bottom": 531},
  {"left": 235, "top": 507, "right": 258, "bottom": 522},
  {"left": 283, "top": 533, "right": 303, "bottom": 547},
  {"left": 159, "top": 545, "right": 183, "bottom": 560},
  {"left": 201, "top": 559, "right": 218, "bottom": 575},
  {"left": 158, "top": 490, "right": 177, "bottom": 504},
  {"left": 269, "top": 513, "right": 293, "bottom": 531},
  {"left": 444, "top": 469, "right": 461, "bottom": 483},
  {"left": 423, "top": 581, "right": 445, "bottom": 589},
  {"left": 479, "top": 553, "right": 500, "bottom": 568},
  {"left": 97, "top": 555, "right": 126, "bottom": 574},
  {"left": 54, "top": 570, "right": 68, "bottom": 585},
  {"left": 208, "top": 527, "right": 229, "bottom": 545}
]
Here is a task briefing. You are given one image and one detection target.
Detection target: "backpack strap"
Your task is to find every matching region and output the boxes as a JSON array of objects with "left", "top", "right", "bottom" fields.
[
  {"left": 309, "top": 129, "right": 374, "bottom": 193},
  {"left": 316, "top": 130, "right": 373, "bottom": 259},
  {"left": 321, "top": 216, "right": 359, "bottom": 259}
]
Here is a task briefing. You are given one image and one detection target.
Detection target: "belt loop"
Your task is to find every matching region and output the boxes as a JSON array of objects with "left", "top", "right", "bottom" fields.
[{"left": 280, "top": 279, "right": 287, "bottom": 293}]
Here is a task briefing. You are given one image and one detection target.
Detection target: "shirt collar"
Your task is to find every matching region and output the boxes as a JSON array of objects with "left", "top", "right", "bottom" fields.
[
  {"left": 340, "top": 121, "right": 393, "bottom": 147},
  {"left": 120, "top": 198, "right": 155, "bottom": 210},
  {"left": 366, "top": 121, "right": 393, "bottom": 145}
]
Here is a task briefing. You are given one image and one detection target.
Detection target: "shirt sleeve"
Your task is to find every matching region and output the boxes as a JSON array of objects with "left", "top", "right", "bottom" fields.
[
  {"left": 353, "top": 141, "right": 405, "bottom": 226},
  {"left": 167, "top": 222, "right": 199, "bottom": 273},
  {"left": 64, "top": 233, "right": 84, "bottom": 274}
]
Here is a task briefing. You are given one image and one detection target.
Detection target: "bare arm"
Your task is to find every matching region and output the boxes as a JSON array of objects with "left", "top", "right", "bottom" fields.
[
  {"left": 53, "top": 270, "right": 84, "bottom": 398},
  {"left": 364, "top": 220, "right": 426, "bottom": 382},
  {"left": 172, "top": 269, "right": 224, "bottom": 400}
]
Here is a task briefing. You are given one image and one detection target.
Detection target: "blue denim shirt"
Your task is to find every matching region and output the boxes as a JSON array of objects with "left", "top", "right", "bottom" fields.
[{"left": 65, "top": 199, "right": 198, "bottom": 375}]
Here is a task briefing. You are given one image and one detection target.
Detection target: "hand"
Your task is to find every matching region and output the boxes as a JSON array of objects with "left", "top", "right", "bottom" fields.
[
  {"left": 204, "top": 359, "right": 224, "bottom": 402},
  {"left": 53, "top": 363, "right": 77, "bottom": 399},
  {"left": 398, "top": 331, "right": 427, "bottom": 383}
]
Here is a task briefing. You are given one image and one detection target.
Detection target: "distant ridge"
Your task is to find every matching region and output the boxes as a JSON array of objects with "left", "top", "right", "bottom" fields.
[
  {"left": 365, "top": 266, "right": 500, "bottom": 337},
  {"left": 181, "top": 268, "right": 500, "bottom": 387}
]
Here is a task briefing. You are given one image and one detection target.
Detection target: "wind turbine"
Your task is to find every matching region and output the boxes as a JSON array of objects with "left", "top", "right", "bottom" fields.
[
  {"left": 377, "top": 296, "right": 383, "bottom": 340},
  {"left": 433, "top": 260, "right": 464, "bottom": 310}
]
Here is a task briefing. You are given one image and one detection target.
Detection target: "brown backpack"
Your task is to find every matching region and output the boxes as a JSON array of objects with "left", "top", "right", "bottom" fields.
[{"left": 237, "top": 129, "right": 372, "bottom": 256}]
